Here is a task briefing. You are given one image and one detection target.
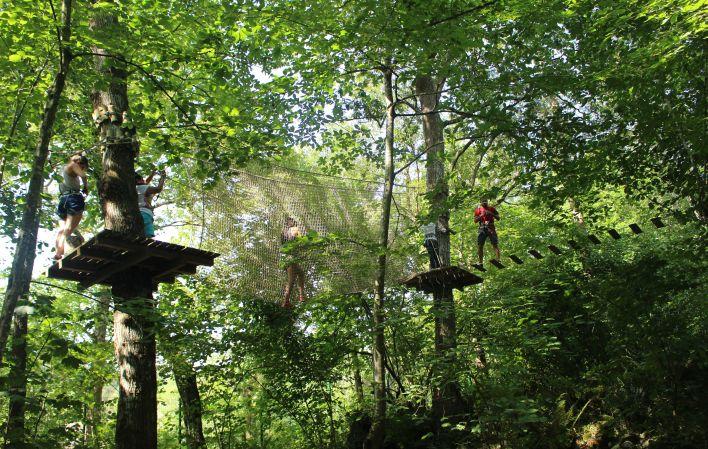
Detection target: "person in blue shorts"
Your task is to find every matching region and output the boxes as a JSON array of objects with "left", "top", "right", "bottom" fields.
[
  {"left": 135, "top": 169, "right": 166, "bottom": 238},
  {"left": 54, "top": 153, "right": 89, "bottom": 259}
]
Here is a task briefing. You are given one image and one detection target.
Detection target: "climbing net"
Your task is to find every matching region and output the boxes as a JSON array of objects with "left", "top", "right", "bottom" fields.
[{"left": 173, "top": 164, "right": 421, "bottom": 302}]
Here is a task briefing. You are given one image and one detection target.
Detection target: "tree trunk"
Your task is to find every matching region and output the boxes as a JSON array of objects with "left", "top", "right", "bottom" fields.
[
  {"left": 0, "top": 0, "right": 73, "bottom": 368},
  {"left": 86, "top": 293, "right": 110, "bottom": 447},
  {"left": 367, "top": 65, "right": 396, "bottom": 449},
  {"left": 414, "top": 74, "right": 465, "bottom": 428},
  {"left": 174, "top": 367, "right": 207, "bottom": 449},
  {"left": 90, "top": 5, "right": 157, "bottom": 449},
  {"left": 352, "top": 353, "right": 365, "bottom": 407},
  {"left": 4, "top": 313, "right": 28, "bottom": 448}
]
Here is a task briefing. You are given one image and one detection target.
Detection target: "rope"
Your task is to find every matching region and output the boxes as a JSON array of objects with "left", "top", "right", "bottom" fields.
[{"left": 165, "top": 164, "right": 417, "bottom": 302}]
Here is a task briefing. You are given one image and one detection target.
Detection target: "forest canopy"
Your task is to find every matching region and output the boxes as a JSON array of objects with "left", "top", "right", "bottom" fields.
[{"left": 0, "top": 0, "right": 705, "bottom": 448}]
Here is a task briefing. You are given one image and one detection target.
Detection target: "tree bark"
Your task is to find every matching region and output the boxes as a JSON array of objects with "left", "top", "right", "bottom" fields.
[
  {"left": 174, "top": 368, "right": 207, "bottom": 449},
  {"left": 86, "top": 293, "right": 110, "bottom": 447},
  {"left": 367, "top": 65, "right": 396, "bottom": 449},
  {"left": 352, "top": 353, "right": 365, "bottom": 407},
  {"left": 0, "top": 0, "right": 73, "bottom": 368},
  {"left": 90, "top": 5, "right": 157, "bottom": 449},
  {"left": 4, "top": 313, "right": 28, "bottom": 448},
  {"left": 414, "top": 74, "right": 465, "bottom": 428}
]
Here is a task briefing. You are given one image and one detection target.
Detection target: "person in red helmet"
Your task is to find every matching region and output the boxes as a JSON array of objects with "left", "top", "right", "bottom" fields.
[{"left": 474, "top": 198, "right": 500, "bottom": 266}]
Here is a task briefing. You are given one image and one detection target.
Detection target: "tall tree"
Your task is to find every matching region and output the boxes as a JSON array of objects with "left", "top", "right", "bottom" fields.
[
  {"left": 89, "top": 4, "right": 156, "bottom": 448},
  {"left": 174, "top": 365, "right": 207, "bottom": 449},
  {"left": 415, "top": 74, "right": 465, "bottom": 428},
  {"left": 367, "top": 64, "right": 396, "bottom": 449},
  {"left": 2, "top": 1, "right": 73, "bottom": 445},
  {"left": 0, "top": 0, "right": 73, "bottom": 368}
]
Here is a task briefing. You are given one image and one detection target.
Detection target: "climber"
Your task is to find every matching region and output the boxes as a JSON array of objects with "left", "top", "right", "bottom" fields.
[
  {"left": 281, "top": 216, "right": 307, "bottom": 307},
  {"left": 54, "top": 153, "right": 89, "bottom": 260},
  {"left": 135, "top": 168, "right": 166, "bottom": 238},
  {"left": 422, "top": 221, "right": 455, "bottom": 269},
  {"left": 474, "top": 199, "right": 500, "bottom": 266}
]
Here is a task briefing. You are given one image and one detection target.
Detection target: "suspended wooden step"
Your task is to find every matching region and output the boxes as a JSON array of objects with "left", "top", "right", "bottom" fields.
[
  {"left": 46, "top": 229, "right": 219, "bottom": 288},
  {"left": 587, "top": 234, "right": 602, "bottom": 244},
  {"left": 607, "top": 229, "right": 621, "bottom": 240},
  {"left": 628, "top": 223, "right": 643, "bottom": 234},
  {"left": 401, "top": 266, "right": 483, "bottom": 294},
  {"left": 472, "top": 263, "right": 487, "bottom": 272},
  {"left": 509, "top": 255, "right": 524, "bottom": 265},
  {"left": 528, "top": 249, "right": 544, "bottom": 259},
  {"left": 489, "top": 259, "right": 506, "bottom": 269},
  {"left": 567, "top": 240, "right": 580, "bottom": 250},
  {"left": 548, "top": 244, "right": 563, "bottom": 255},
  {"left": 650, "top": 217, "right": 666, "bottom": 228}
]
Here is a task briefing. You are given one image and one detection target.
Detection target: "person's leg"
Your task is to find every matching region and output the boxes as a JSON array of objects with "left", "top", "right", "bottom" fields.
[
  {"left": 424, "top": 240, "right": 437, "bottom": 268},
  {"left": 283, "top": 265, "right": 296, "bottom": 306},
  {"left": 141, "top": 211, "right": 155, "bottom": 238},
  {"left": 295, "top": 264, "right": 306, "bottom": 303},
  {"left": 490, "top": 231, "right": 500, "bottom": 260},
  {"left": 54, "top": 218, "right": 67, "bottom": 259},
  {"left": 477, "top": 229, "right": 487, "bottom": 265},
  {"left": 56, "top": 213, "right": 83, "bottom": 259},
  {"left": 431, "top": 240, "right": 441, "bottom": 268}
]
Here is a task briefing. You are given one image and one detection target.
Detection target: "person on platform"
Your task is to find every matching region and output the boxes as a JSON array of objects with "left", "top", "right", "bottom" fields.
[
  {"left": 421, "top": 221, "right": 455, "bottom": 269},
  {"left": 474, "top": 199, "right": 500, "bottom": 267},
  {"left": 281, "top": 217, "right": 307, "bottom": 307},
  {"left": 54, "top": 153, "right": 89, "bottom": 260},
  {"left": 135, "top": 169, "right": 166, "bottom": 238}
]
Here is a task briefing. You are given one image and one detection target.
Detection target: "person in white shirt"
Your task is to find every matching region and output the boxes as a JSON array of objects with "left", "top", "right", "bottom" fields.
[
  {"left": 135, "top": 169, "right": 166, "bottom": 238},
  {"left": 421, "top": 221, "right": 454, "bottom": 269}
]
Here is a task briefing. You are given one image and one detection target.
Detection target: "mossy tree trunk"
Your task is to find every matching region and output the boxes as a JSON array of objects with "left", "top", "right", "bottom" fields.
[
  {"left": 90, "top": 4, "right": 157, "bottom": 449},
  {"left": 414, "top": 74, "right": 465, "bottom": 430}
]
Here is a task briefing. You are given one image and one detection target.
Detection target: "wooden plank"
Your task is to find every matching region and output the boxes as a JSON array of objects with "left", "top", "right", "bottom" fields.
[
  {"left": 95, "top": 235, "right": 216, "bottom": 266},
  {"left": 528, "top": 249, "right": 544, "bottom": 259},
  {"left": 58, "top": 258, "right": 104, "bottom": 274},
  {"left": 650, "top": 217, "right": 666, "bottom": 228},
  {"left": 567, "top": 240, "right": 580, "bottom": 250},
  {"left": 489, "top": 259, "right": 506, "bottom": 269},
  {"left": 548, "top": 244, "right": 563, "bottom": 255},
  {"left": 509, "top": 255, "right": 524, "bottom": 265},
  {"left": 587, "top": 234, "right": 602, "bottom": 244},
  {"left": 75, "top": 245, "right": 125, "bottom": 263},
  {"left": 607, "top": 229, "right": 621, "bottom": 240},
  {"left": 45, "top": 268, "right": 88, "bottom": 283},
  {"left": 629, "top": 223, "right": 643, "bottom": 234},
  {"left": 80, "top": 249, "right": 151, "bottom": 288},
  {"left": 472, "top": 263, "right": 486, "bottom": 272}
]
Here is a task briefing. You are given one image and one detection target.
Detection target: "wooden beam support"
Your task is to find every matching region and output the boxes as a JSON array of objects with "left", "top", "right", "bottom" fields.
[
  {"left": 509, "top": 255, "right": 524, "bottom": 265},
  {"left": 489, "top": 259, "right": 505, "bottom": 269},
  {"left": 650, "top": 217, "right": 666, "bottom": 228},
  {"left": 57, "top": 258, "right": 105, "bottom": 273},
  {"left": 548, "top": 244, "right": 562, "bottom": 255},
  {"left": 95, "top": 235, "right": 215, "bottom": 266},
  {"left": 81, "top": 249, "right": 150, "bottom": 288},
  {"left": 587, "top": 234, "right": 602, "bottom": 244},
  {"left": 528, "top": 249, "right": 544, "bottom": 259}
]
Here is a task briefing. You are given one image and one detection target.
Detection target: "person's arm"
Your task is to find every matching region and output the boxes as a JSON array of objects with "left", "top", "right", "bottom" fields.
[
  {"left": 144, "top": 169, "right": 156, "bottom": 185},
  {"left": 492, "top": 208, "right": 500, "bottom": 220},
  {"left": 146, "top": 170, "right": 166, "bottom": 195},
  {"left": 70, "top": 162, "right": 89, "bottom": 194},
  {"left": 473, "top": 210, "right": 481, "bottom": 223}
]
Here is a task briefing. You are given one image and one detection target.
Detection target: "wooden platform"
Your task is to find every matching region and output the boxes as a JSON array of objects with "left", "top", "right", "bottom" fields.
[
  {"left": 46, "top": 229, "right": 219, "bottom": 288},
  {"left": 401, "top": 266, "right": 483, "bottom": 294}
]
